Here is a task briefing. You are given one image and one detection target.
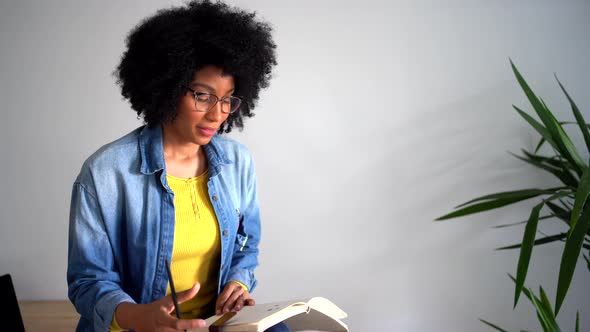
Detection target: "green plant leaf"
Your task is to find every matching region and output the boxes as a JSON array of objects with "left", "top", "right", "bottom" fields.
[
  {"left": 436, "top": 196, "right": 540, "bottom": 221},
  {"left": 529, "top": 291, "right": 561, "bottom": 332},
  {"left": 436, "top": 188, "right": 568, "bottom": 221},
  {"left": 455, "top": 188, "right": 562, "bottom": 209},
  {"left": 576, "top": 311, "right": 580, "bottom": 332},
  {"left": 540, "top": 98, "right": 587, "bottom": 175},
  {"left": 510, "top": 60, "right": 586, "bottom": 175},
  {"left": 559, "top": 121, "right": 590, "bottom": 127},
  {"left": 511, "top": 61, "right": 561, "bottom": 145},
  {"left": 545, "top": 201, "right": 572, "bottom": 226},
  {"left": 508, "top": 273, "right": 556, "bottom": 332},
  {"left": 555, "top": 205, "right": 590, "bottom": 314},
  {"left": 555, "top": 75, "right": 590, "bottom": 155},
  {"left": 514, "top": 202, "right": 544, "bottom": 307},
  {"left": 494, "top": 214, "right": 558, "bottom": 229},
  {"left": 511, "top": 151, "right": 578, "bottom": 187},
  {"left": 479, "top": 319, "right": 511, "bottom": 332},
  {"left": 570, "top": 168, "right": 590, "bottom": 233},
  {"left": 496, "top": 233, "right": 567, "bottom": 250},
  {"left": 535, "top": 137, "right": 546, "bottom": 153},
  {"left": 533, "top": 121, "right": 590, "bottom": 153},
  {"left": 545, "top": 191, "right": 575, "bottom": 202},
  {"left": 513, "top": 106, "right": 560, "bottom": 153},
  {"left": 520, "top": 150, "right": 579, "bottom": 188},
  {"left": 539, "top": 286, "right": 555, "bottom": 320},
  {"left": 543, "top": 156, "right": 579, "bottom": 174}
]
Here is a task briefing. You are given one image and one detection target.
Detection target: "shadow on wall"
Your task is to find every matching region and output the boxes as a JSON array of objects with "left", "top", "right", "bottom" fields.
[{"left": 304, "top": 79, "right": 574, "bottom": 262}]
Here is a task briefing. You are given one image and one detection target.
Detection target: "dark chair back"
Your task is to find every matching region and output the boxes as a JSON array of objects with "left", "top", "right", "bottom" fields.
[{"left": 0, "top": 274, "right": 26, "bottom": 332}]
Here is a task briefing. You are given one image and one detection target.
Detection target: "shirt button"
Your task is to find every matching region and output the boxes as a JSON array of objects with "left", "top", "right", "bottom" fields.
[
  {"left": 212, "top": 195, "right": 218, "bottom": 201},
  {"left": 223, "top": 230, "right": 228, "bottom": 236}
]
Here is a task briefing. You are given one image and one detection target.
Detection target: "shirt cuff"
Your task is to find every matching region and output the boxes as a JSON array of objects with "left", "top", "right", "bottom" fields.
[
  {"left": 230, "top": 280, "right": 249, "bottom": 291},
  {"left": 94, "top": 291, "right": 136, "bottom": 332},
  {"left": 109, "top": 313, "right": 124, "bottom": 332},
  {"left": 227, "top": 268, "right": 257, "bottom": 291}
]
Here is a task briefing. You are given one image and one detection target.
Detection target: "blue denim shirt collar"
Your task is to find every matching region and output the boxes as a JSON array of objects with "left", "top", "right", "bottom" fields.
[
  {"left": 139, "top": 125, "right": 166, "bottom": 175},
  {"left": 138, "top": 125, "right": 232, "bottom": 178}
]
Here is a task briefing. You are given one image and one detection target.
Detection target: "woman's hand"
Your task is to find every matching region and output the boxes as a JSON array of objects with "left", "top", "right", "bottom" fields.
[
  {"left": 215, "top": 281, "right": 256, "bottom": 315},
  {"left": 115, "top": 282, "right": 206, "bottom": 332}
]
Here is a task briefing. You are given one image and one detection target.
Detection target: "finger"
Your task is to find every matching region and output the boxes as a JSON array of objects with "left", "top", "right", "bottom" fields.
[
  {"left": 216, "top": 284, "right": 237, "bottom": 314},
  {"left": 245, "top": 298, "right": 256, "bottom": 306},
  {"left": 158, "top": 312, "right": 206, "bottom": 331},
  {"left": 174, "top": 318, "right": 207, "bottom": 330},
  {"left": 176, "top": 282, "right": 201, "bottom": 304},
  {"left": 233, "top": 294, "right": 246, "bottom": 311},
  {"left": 222, "top": 288, "right": 244, "bottom": 313},
  {"left": 157, "top": 301, "right": 176, "bottom": 315},
  {"left": 156, "top": 327, "right": 184, "bottom": 332},
  {"left": 158, "top": 312, "right": 183, "bottom": 327},
  {"left": 155, "top": 328, "right": 177, "bottom": 332}
]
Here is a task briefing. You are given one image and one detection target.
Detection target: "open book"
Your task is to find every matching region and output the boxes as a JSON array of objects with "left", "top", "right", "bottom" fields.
[{"left": 188, "top": 297, "right": 348, "bottom": 332}]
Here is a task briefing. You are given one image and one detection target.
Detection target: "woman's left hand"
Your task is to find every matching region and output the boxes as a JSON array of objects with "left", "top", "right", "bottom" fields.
[{"left": 216, "top": 281, "right": 256, "bottom": 315}]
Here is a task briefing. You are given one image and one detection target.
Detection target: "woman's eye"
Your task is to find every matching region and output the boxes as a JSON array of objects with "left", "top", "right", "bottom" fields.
[{"left": 196, "top": 94, "right": 211, "bottom": 102}]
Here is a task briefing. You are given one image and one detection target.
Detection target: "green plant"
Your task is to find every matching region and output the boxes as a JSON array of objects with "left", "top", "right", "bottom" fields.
[
  {"left": 436, "top": 60, "right": 590, "bottom": 331},
  {"left": 480, "top": 275, "right": 580, "bottom": 332}
]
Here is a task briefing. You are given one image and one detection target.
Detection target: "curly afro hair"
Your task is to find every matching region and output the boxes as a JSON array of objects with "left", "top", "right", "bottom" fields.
[{"left": 115, "top": 0, "right": 277, "bottom": 133}]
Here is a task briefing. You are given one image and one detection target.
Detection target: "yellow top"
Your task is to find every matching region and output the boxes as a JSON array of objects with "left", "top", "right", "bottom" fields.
[
  {"left": 165, "top": 170, "right": 222, "bottom": 318},
  {"left": 110, "top": 170, "right": 222, "bottom": 331}
]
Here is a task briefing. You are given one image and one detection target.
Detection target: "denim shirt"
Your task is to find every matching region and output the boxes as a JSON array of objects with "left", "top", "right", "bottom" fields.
[{"left": 67, "top": 125, "right": 261, "bottom": 332}]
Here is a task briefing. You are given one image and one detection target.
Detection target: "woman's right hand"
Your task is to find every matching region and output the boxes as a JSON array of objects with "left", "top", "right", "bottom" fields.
[{"left": 115, "top": 282, "right": 206, "bottom": 332}]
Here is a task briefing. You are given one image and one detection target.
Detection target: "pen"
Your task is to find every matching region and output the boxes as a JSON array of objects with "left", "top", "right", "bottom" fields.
[{"left": 165, "top": 259, "right": 181, "bottom": 319}]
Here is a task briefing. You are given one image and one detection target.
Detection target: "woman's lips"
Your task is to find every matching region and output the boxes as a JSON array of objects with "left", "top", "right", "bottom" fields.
[{"left": 197, "top": 126, "right": 217, "bottom": 136}]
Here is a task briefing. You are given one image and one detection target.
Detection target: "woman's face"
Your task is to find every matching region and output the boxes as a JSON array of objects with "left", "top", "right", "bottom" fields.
[{"left": 165, "top": 65, "right": 234, "bottom": 146}]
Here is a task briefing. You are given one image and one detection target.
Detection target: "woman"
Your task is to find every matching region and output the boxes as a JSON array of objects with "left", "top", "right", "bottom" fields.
[{"left": 67, "top": 1, "right": 285, "bottom": 331}]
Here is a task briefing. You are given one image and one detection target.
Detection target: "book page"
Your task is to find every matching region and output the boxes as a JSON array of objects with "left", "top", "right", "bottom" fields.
[
  {"left": 282, "top": 298, "right": 349, "bottom": 332},
  {"left": 307, "top": 297, "right": 348, "bottom": 319},
  {"left": 189, "top": 300, "right": 309, "bottom": 332},
  {"left": 187, "top": 297, "right": 348, "bottom": 332},
  {"left": 283, "top": 309, "right": 349, "bottom": 332}
]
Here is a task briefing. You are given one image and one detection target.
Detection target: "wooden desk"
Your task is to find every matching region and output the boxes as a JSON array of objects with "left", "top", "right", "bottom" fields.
[{"left": 19, "top": 300, "right": 79, "bottom": 332}]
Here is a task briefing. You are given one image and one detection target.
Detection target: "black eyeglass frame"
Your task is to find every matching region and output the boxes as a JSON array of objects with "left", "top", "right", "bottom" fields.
[{"left": 186, "top": 87, "right": 242, "bottom": 114}]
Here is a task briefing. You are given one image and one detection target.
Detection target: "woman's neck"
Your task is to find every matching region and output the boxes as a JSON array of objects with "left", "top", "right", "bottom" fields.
[{"left": 162, "top": 126, "right": 208, "bottom": 178}]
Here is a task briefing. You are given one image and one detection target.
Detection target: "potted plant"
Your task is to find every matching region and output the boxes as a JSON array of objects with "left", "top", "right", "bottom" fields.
[{"left": 436, "top": 60, "right": 589, "bottom": 331}]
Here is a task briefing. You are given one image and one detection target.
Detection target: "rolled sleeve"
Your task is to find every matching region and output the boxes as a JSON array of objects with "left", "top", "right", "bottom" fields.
[
  {"left": 94, "top": 290, "right": 135, "bottom": 331},
  {"left": 68, "top": 181, "right": 133, "bottom": 331}
]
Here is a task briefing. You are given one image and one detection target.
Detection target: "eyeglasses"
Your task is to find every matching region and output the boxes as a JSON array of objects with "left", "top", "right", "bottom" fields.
[{"left": 187, "top": 88, "right": 242, "bottom": 114}]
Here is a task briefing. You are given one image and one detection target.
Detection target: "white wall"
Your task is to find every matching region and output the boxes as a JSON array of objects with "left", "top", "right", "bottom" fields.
[{"left": 1, "top": 0, "right": 589, "bottom": 330}]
